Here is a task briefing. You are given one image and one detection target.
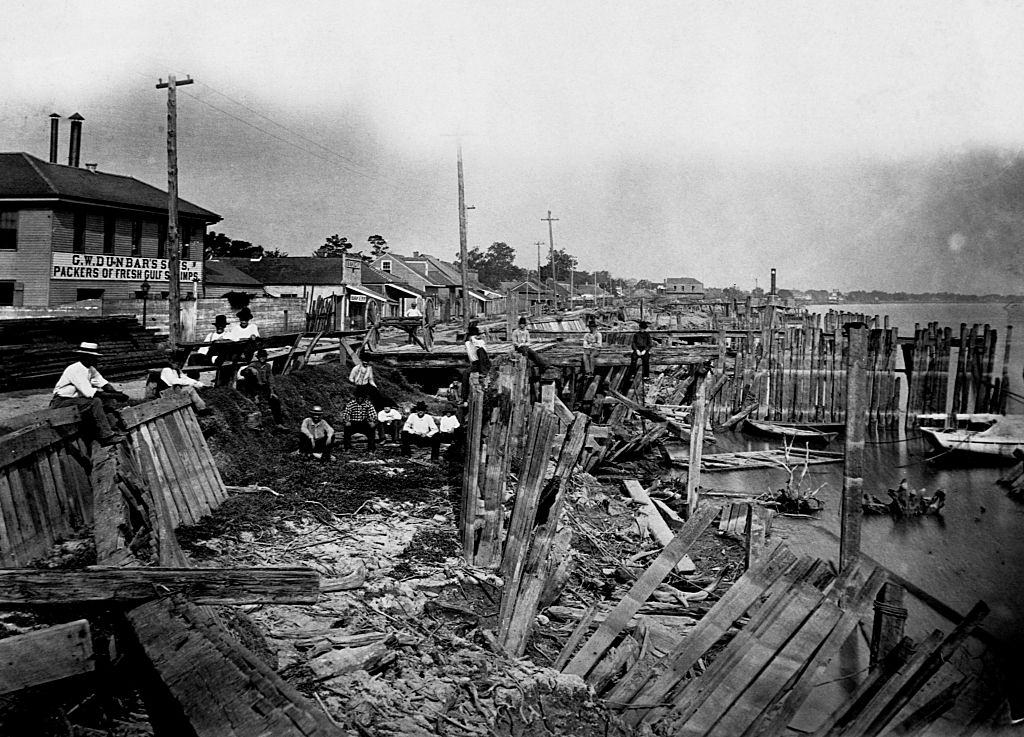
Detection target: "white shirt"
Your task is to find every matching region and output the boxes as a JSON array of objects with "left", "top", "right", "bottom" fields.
[
  {"left": 465, "top": 336, "right": 485, "bottom": 361},
  {"left": 405, "top": 307, "right": 422, "bottom": 317},
  {"left": 228, "top": 322, "right": 260, "bottom": 340},
  {"left": 403, "top": 413, "right": 438, "bottom": 437},
  {"left": 53, "top": 361, "right": 108, "bottom": 398},
  {"left": 583, "top": 331, "right": 603, "bottom": 349},
  {"left": 439, "top": 415, "right": 461, "bottom": 433},
  {"left": 301, "top": 417, "right": 334, "bottom": 441},
  {"left": 377, "top": 408, "right": 402, "bottom": 423},
  {"left": 160, "top": 367, "right": 203, "bottom": 388},
  {"left": 197, "top": 329, "right": 235, "bottom": 355}
]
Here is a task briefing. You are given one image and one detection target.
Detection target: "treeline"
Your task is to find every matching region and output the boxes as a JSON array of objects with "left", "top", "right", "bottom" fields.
[{"left": 840, "top": 291, "right": 1024, "bottom": 304}]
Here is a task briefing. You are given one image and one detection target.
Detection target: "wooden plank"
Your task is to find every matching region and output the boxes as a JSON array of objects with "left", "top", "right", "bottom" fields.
[
  {"left": 161, "top": 411, "right": 214, "bottom": 519},
  {"left": 0, "top": 620, "right": 94, "bottom": 695},
  {"left": 179, "top": 403, "right": 228, "bottom": 506},
  {"left": 841, "top": 326, "right": 867, "bottom": 572},
  {"left": 146, "top": 418, "right": 201, "bottom": 526},
  {"left": 119, "top": 393, "right": 192, "bottom": 429},
  {"left": 6, "top": 466, "right": 42, "bottom": 563},
  {"left": 0, "top": 567, "right": 320, "bottom": 605},
  {"left": 0, "top": 470, "right": 13, "bottom": 561},
  {"left": 130, "top": 426, "right": 179, "bottom": 530},
  {"left": 553, "top": 604, "right": 604, "bottom": 671},
  {"left": 622, "top": 479, "right": 694, "bottom": 573},
  {"left": 125, "top": 595, "right": 342, "bottom": 737},
  {"left": 0, "top": 406, "right": 80, "bottom": 432},
  {"left": 0, "top": 424, "right": 66, "bottom": 469},
  {"left": 562, "top": 503, "right": 719, "bottom": 680}
]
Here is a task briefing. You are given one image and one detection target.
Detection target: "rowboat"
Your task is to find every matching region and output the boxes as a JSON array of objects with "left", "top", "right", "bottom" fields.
[
  {"left": 742, "top": 419, "right": 838, "bottom": 445},
  {"left": 916, "top": 413, "right": 1002, "bottom": 431},
  {"left": 919, "top": 415, "right": 1024, "bottom": 461}
]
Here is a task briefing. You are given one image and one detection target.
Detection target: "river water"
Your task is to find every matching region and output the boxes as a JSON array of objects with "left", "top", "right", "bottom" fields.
[{"left": 674, "top": 302, "right": 1024, "bottom": 718}]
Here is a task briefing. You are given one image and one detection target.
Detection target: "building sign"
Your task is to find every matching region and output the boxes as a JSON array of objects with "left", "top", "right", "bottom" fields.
[
  {"left": 51, "top": 253, "right": 203, "bottom": 282},
  {"left": 349, "top": 294, "right": 367, "bottom": 303}
]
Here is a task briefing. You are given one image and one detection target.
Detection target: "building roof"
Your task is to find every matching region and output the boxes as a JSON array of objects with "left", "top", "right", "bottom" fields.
[
  {"left": 574, "top": 283, "right": 609, "bottom": 296},
  {"left": 224, "top": 256, "right": 351, "bottom": 285},
  {"left": 665, "top": 277, "right": 704, "bottom": 286},
  {"left": 394, "top": 252, "right": 461, "bottom": 287},
  {"left": 360, "top": 262, "right": 402, "bottom": 285},
  {"left": 0, "top": 152, "right": 220, "bottom": 221},
  {"left": 204, "top": 260, "right": 264, "bottom": 287}
]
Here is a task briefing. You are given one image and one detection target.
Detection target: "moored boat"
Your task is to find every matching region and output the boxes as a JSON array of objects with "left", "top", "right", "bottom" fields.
[
  {"left": 742, "top": 418, "right": 838, "bottom": 444},
  {"left": 919, "top": 415, "right": 1024, "bottom": 461}
]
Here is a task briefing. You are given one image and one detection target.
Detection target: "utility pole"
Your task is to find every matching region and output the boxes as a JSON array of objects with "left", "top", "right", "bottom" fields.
[
  {"left": 534, "top": 240, "right": 544, "bottom": 315},
  {"left": 541, "top": 210, "right": 558, "bottom": 304},
  {"left": 156, "top": 74, "right": 194, "bottom": 349},
  {"left": 456, "top": 138, "right": 470, "bottom": 330}
]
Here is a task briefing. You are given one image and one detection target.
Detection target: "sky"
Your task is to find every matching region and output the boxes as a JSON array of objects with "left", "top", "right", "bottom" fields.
[{"left": 3, "top": 0, "right": 1024, "bottom": 292}]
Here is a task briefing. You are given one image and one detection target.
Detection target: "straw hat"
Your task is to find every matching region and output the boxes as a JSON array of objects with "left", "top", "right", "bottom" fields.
[
  {"left": 74, "top": 342, "right": 102, "bottom": 356},
  {"left": 311, "top": 405, "right": 323, "bottom": 414}
]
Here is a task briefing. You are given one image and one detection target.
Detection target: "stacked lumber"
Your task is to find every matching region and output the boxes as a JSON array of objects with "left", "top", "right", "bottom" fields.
[
  {"left": 663, "top": 446, "right": 844, "bottom": 471},
  {"left": 0, "top": 315, "right": 166, "bottom": 390}
]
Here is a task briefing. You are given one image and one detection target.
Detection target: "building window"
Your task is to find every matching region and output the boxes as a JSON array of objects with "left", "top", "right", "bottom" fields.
[
  {"left": 381, "top": 260, "right": 392, "bottom": 273},
  {"left": 73, "top": 211, "right": 87, "bottom": 253},
  {"left": 76, "top": 288, "right": 104, "bottom": 301},
  {"left": 180, "top": 223, "right": 191, "bottom": 260},
  {"left": 103, "top": 215, "right": 115, "bottom": 254},
  {"left": 0, "top": 282, "right": 14, "bottom": 306},
  {"left": 131, "top": 219, "right": 142, "bottom": 256},
  {"left": 0, "top": 211, "right": 16, "bottom": 251},
  {"left": 157, "top": 221, "right": 167, "bottom": 258}
]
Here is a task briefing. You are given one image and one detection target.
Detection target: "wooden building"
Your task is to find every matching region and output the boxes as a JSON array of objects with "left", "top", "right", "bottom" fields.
[
  {"left": 663, "top": 276, "right": 705, "bottom": 298},
  {"left": 0, "top": 152, "right": 220, "bottom": 306}
]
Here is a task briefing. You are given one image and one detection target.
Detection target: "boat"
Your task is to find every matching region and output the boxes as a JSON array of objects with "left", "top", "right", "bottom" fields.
[
  {"left": 916, "top": 413, "right": 1002, "bottom": 432},
  {"left": 741, "top": 419, "right": 839, "bottom": 445},
  {"left": 919, "top": 415, "right": 1024, "bottom": 461}
]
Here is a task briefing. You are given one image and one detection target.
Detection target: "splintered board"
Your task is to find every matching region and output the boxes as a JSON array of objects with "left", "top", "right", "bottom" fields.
[{"left": 663, "top": 445, "right": 843, "bottom": 471}]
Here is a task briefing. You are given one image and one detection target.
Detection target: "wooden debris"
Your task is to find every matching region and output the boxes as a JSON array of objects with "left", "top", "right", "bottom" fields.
[
  {"left": 125, "top": 595, "right": 343, "bottom": 737},
  {"left": 0, "top": 619, "right": 94, "bottom": 695},
  {"left": 622, "top": 479, "right": 694, "bottom": 573},
  {"left": 0, "top": 567, "right": 320, "bottom": 605},
  {"left": 664, "top": 446, "right": 843, "bottom": 471}
]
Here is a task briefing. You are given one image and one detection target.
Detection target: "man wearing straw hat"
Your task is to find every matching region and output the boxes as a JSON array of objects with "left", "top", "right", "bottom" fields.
[
  {"left": 299, "top": 405, "right": 335, "bottom": 461},
  {"left": 50, "top": 342, "right": 129, "bottom": 444}
]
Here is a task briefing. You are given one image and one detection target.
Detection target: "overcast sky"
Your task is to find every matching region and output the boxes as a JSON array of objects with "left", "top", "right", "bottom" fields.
[{"left": 3, "top": 0, "right": 1024, "bottom": 292}]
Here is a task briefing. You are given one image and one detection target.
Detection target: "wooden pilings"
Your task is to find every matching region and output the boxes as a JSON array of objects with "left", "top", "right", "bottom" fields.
[{"left": 840, "top": 326, "right": 866, "bottom": 573}]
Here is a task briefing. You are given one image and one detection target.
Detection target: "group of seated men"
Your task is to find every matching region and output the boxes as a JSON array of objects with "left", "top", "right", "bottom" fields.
[{"left": 298, "top": 386, "right": 461, "bottom": 462}]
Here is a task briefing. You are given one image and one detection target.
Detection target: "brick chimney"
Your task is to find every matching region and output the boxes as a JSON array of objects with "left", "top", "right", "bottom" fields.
[
  {"left": 68, "top": 113, "right": 84, "bottom": 167},
  {"left": 48, "top": 113, "right": 60, "bottom": 163},
  {"left": 770, "top": 268, "right": 777, "bottom": 296}
]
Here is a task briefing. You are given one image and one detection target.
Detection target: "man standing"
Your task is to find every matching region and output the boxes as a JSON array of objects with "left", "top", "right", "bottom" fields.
[
  {"left": 237, "top": 349, "right": 283, "bottom": 426},
  {"left": 341, "top": 387, "right": 377, "bottom": 451},
  {"left": 511, "top": 316, "right": 547, "bottom": 369},
  {"left": 582, "top": 318, "right": 603, "bottom": 375},
  {"left": 299, "top": 405, "right": 335, "bottom": 461},
  {"left": 229, "top": 307, "right": 260, "bottom": 341},
  {"left": 50, "top": 342, "right": 128, "bottom": 444},
  {"left": 376, "top": 404, "right": 403, "bottom": 443},
  {"left": 160, "top": 351, "right": 208, "bottom": 413},
  {"left": 629, "top": 320, "right": 653, "bottom": 384},
  {"left": 402, "top": 401, "right": 440, "bottom": 460}
]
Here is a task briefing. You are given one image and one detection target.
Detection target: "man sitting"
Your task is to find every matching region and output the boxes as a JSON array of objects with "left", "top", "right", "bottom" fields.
[
  {"left": 237, "top": 349, "right": 283, "bottom": 426},
  {"left": 299, "top": 405, "right": 335, "bottom": 461},
  {"left": 436, "top": 408, "right": 462, "bottom": 448},
  {"left": 341, "top": 387, "right": 377, "bottom": 451},
  {"left": 160, "top": 351, "right": 208, "bottom": 412},
  {"left": 228, "top": 307, "right": 260, "bottom": 341},
  {"left": 511, "top": 316, "right": 547, "bottom": 369},
  {"left": 401, "top": 401, "right": 440, "bottom": 460},
  {"left": 377, "top": 404, "right": 402, "bottom": 443},
  {"left": 50, "top": 342, "right": 129, "bottom": 445}
]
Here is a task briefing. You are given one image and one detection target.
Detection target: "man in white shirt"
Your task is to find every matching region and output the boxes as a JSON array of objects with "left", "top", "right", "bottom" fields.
[
  {"left": 401, "top": 401, "right": 440, "bottom": 460},
  {"left": 377, "top": 404, "right": 402, "bottom": 443},
  {"left": 436, "top": 409, "right": 461, "bottom": 448},
  {"left": 582, "top": 319, "right": 603, "bottom": 375},
  {"left": 196, "top": 315, "right": 235, "bottom": 358},
  {"left": 299, "top": 405, "right": 335, "bottom": 461},
  {"left": 228, "top": 307, "right": 260, "bottom": 341},
  {"left": 348, "top": 361, "right": 376, "bottom": 388},
  {"left": 50, "top": 342, "right": 129, "bottom": 444},
  {"left": 405, "top": 305, "right": 422, "bottom": 318},
  {"left": 510, "top": 316, "right": 547, "bottom": 370},
  {"left": 159, "top": 352, "right": 208, "bottom": 412}
]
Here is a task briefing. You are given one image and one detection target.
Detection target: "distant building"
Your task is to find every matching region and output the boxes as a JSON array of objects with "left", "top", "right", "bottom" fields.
[
  {"left": 663, "top": 277, "right": 705, "bottom": 298},
  {"left": 202, "top": 259, "right": 265, "bottom": 299},
  {"left": 0, "top": 151, "right": 220, "bottom": 306}
]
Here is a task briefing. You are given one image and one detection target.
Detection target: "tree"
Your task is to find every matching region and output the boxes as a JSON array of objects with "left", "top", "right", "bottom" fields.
[
  {"left": 262, "top": 247, "right": 288, "bottom": 258},
  {"left": 453, "top": 242, "right": 525, "bottom": 289},
  {"left": 203, "top": 232, "right": 286, "bottom": 260},
  {"left": 367, "top": 234, "right": 389, "bottom": 259},
  {"left": 539, "top": 249, "right": 577, "bottom": 283},
  {"left": 314, "top": 234, "right": 353, "bottom": 258}
]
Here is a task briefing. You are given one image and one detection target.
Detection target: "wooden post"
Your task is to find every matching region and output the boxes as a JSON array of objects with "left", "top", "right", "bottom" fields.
[
  {"left": 506, "top": 290, "right": 516, "bottom": 340},
  {"left": 869, "top": 582, "right": 907, "bottom": 669},
  {"left": 840, "top": 326, "right": 867, "bottom": 573},
  {"left": 686, "top": 377, "right": 706, "bottom": 515}
]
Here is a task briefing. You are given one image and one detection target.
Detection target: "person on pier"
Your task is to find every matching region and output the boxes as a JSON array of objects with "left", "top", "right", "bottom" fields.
[
  {"left": 437, "top": 408, "right": 462, "bottom": 448},
  {"left": 50, "top": 342, "right": 129, "bottom": 445},
  {"left": 402, "top": 401, "right": 440, "bottom": 460},
  {"left": 237, "top": 348, "right": 283, "bottom": 427},
  {"left": 159, "top": 351, "right": 209, "bottom": 413},
  {"left": 229, "top": 307, "right": 260, "bottom": 341},
  {"left": 465, "top": 324, "right": 489, "bottom": 375},
  {"left": 582, "top": 318, "right": 603, "bottom": 375},
  {"left": 340, "top": 386, "right": 378, "bottom": 452},
  {"left": 377, "top": 404, "right": 403, "bottom": 443},
  {"left": 629, "top": 320, "right": 653, "bottom": 385},
  {"left": 511, "top": 316, "right": 548, "bottom": 369},
  {"left": 299, "top": 405, "right": 335, "bottom": 461}
]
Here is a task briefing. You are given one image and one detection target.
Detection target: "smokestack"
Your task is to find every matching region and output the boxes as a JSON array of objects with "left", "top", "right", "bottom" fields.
[
  {"left": 68, "top": 112, "right": 84, "bottom": 167},
  {"left": 48, "top": 113, "right": 60, "bottom": 163},
  {"left": 770, "top": 268, "right": 777, "bottom": 296}
]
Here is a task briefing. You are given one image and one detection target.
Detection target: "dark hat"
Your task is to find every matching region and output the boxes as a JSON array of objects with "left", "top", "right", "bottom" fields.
[
  {"left": 236, "top": 307, "right": 253, "bottom": 321},
  {"left": 587, "top": 318, "right": 598, "bottom": 327},
  {"left": 74, "top": 341, "right": 102, "bottom": 357},
  {"left": 256, "top": 348, "right": 268, "bottom": 358},
  {"left": 467, "top": 325, "right": 481, "bottom": 337},
  {"left": 518, "top": 316, "right": 527, "bottom": 325},
  {"left": 213, "top": 314, "right": 228, "bottom": 328},
  {"left": 414, "top": 401, "right": 428, "bottom": 412},
  {"left": 638, "top": 320, "right": 649, "bottom": 329}
]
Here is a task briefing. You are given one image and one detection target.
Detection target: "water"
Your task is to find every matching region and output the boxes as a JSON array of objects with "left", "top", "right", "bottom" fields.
[{"left": 677, "top": 302, "right": 1024, "bottom": 701}]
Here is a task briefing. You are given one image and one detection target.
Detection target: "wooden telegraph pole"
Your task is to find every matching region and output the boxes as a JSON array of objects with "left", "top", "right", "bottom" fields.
[
  {"left": 541, "top": 210, "right": 558, "bottom": 304},
  {"left": 840, "top": 325, "right": 867, "bottom": 572},
  {"left": 156, "top": 74, "right": 194, "bottom": 349},
  {"left": 456, "top": 138, "right": 470, "bottom": 331}
]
